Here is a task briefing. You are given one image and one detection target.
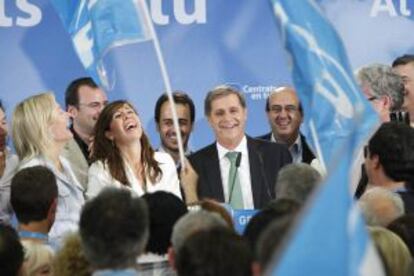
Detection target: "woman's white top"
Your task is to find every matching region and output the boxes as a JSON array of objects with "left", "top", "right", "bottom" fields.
[
  {"left": 87, "top": 152, "right": 182, "bottom": 199},
  {"left": 19, "top": 156, "right": 85, "bottom": 249},
  {"left": 0, "top": 151, "right": 19, "bottom": 223}
]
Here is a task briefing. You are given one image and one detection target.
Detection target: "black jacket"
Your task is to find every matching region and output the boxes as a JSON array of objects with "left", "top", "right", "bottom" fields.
[{"left": 188, "top": 136, "right": 292, "bottom": 209}]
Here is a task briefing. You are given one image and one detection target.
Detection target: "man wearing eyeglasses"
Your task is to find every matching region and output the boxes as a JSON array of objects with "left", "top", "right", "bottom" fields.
[
  {"left": 62, "top": 77, "right": 108, "bottom": 190},
  {"left": 353, "top": 64, "right": 405, "bottom": 197},
  {"left": 258, "top": 87, "right": 315, "bottom": 164},
  {"left": 356, "top": 64, "right": 405, "bottom": 122}
]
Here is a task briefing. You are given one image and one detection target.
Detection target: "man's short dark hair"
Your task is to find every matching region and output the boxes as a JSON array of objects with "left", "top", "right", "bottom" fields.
[
  {"left": 0, "top": 224, "right": 24, "bottom": 276},
  {"left": 0, "top": 99, "right": 3, "bottom": 111},
  {"left": 204, "top": 85, "right": 246, "bottom": 116},
  {"left": 142, "top": 191, "right": 187, "bottom": 255},
  {"left": 176, "top": 227, "right": 252, "bottom": 276},
  {"left": 392, "top": 54, "right": 414, "bottom": 67},
  {"left": 11, "top": 166, "right": 58, "bottom": 224},
  {"left": 65, "top": 77, "right": 98, "bottom": 109},
  {"left": 79, "top": 188, "right": 149, "bottom": 269},
  {"left": 154, "top": 92, "right": 195, "bottom": 124},
  {"left": 368, "top": 122, "right": 414, "bottom": 187}
]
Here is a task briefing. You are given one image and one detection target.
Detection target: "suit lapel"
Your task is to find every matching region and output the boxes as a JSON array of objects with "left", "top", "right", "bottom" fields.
[
  {"left": 300, "top": 134, "right": 315, "bottom": 164},
  {"left": 247, "top": 137, "right": 264, "bottom": 208},
  {"left": 204, "top": 144, "right": 225, "bottom": 202}
]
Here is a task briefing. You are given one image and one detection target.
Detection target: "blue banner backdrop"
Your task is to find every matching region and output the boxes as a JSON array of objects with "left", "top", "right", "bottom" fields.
[{"left": 2, "top": 0, "right": 414, "bottom": 150}]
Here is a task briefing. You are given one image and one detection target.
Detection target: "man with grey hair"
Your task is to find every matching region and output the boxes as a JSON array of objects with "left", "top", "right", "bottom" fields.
[
  {"left": 356, "top": 63, "right": 405, "bottom": 122},
  {"left": 79, "top": 188, "right": 149, "bottom": 275},
  {"left": 359, "top": 187, "right": 404, "bottom": 227},
  {"left": 189, "top": 85, "right": 292, "bottom": 209},
  {"left": 167, "top": 210, "right": 228, "bottom": 270},
  {"left": 353, "top": 64, "right": 406, "bottom": 196},
  {"left": 275, "top": 163, "right": 321, "bottom": 204}
]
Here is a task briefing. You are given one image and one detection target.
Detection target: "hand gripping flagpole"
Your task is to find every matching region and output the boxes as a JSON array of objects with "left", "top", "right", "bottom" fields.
[{"left": 138, "top": 0, "right": 186, "bottom": 168}]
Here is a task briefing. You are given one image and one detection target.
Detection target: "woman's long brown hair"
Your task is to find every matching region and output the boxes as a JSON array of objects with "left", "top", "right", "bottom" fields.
[{"left": 91, "top": 100, "right": 162, "bottom": 186}]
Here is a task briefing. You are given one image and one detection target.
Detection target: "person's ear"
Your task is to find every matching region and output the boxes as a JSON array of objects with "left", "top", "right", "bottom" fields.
[
  {"left": 105, "top": 130, "right": 114, "bottom": 141},
  {"left": 67, "top": 105, "right": 78, "bottom": 119},
  {"left": 167, "top": 247, "right": 176, "bottom": 270}
]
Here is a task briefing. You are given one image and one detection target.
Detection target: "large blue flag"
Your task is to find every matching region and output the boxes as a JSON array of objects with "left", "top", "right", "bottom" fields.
[
  {"left": 271, "top": 0, "right": 378, "bottom": 167},
  {"left": 269, "top": 0, "right": 383, "bottom": 275},
  {"left": 50, "top": 0, "right": 152, "bottom": 87}
]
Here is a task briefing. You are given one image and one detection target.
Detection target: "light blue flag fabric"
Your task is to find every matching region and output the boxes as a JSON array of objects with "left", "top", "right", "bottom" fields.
[
  {"left": 269, "top": 0, "right": 383, "bottom": 275},
  {"left": 271, "top": 0, "right": 378, "bottom": 167},
  {"left": 50, "top": 0, "right": 151, "bottom": 87}
]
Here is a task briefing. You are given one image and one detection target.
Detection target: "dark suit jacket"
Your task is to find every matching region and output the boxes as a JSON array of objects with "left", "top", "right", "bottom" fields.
[
  {"left": 188, "top": 136, "right": 292, "bottom": 209},
  {"left": 257, "top": 132, "right": 315, "bottom": 164}
]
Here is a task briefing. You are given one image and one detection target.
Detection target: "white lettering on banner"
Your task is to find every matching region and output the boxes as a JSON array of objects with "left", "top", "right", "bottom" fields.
[
  {"left": 370, "top": 0, "right": 411, "bottom": 17},
  {"left": 238, "top": 215, "right": 253, "bottom": 225},
  {"left": 151, "top": 0, "right": 207, "bottom": 25},
  {"left": 0, "top": 0, "right": 41, "bottom": 27},
  {"left": 400, "top": 0, "right": 412, "bottom": 16},
  {"left": 16, "top": 0, "right": 41, "bottom": 26},
  {"left": 151, "top": 0, "right": 169, "bottom": 25},
  {"left": 0, "top": 0, "right": 12, "bottom": 27},
  {"left": 73, "top": 22, "right": 94, "bottom": 68}
]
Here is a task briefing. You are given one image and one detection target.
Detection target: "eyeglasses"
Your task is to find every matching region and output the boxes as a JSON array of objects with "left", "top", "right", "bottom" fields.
[
  {"left": 367, "top": 96, "right": 378, "bottom": 102},
  {"left": 363, "top": 146, "right": 369, "bottom": 158},
  {"left": 270, "top": 105, "right": 298, "bottom": 113},
  {"left": 78, "top": 101, "right": 108, "bottom": 110}
]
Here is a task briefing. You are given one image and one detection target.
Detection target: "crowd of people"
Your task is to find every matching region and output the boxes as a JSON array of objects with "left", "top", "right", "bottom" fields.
[{"left": 1, "top": 54, "right": 414, "bottom": 275}]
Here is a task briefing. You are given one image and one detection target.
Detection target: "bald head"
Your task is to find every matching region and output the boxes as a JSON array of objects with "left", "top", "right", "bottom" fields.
[{"left": 265, "top": 87, "right": 303, "bottom": 147}]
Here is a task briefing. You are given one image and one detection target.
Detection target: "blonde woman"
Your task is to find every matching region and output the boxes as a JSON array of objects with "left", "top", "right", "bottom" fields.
[
  {"left": 87, "top": 100, "right": 181, "bottom": 199},
  {"left": 12, "top": 93, "right": 84, "bottom": 249},
  {"left": 369, "top": 226, "right": 413, "bottom": 276},
  {"left": 21, "top": 240, "right": 54, "bottom": 276}
]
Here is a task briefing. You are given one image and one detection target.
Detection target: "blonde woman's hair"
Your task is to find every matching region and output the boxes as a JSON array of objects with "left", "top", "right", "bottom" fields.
[
  {"left": 21, "top": 240, "right": 54, "bottom": 276},
  {"left": 369, "top": 226, "right": 413, "bottom": 276},
  {"left": 53, "top": 233, "right": 92, "bottom": 276},
  {"left": 12, "top": 93, "right": 56, "bottom": 161}
]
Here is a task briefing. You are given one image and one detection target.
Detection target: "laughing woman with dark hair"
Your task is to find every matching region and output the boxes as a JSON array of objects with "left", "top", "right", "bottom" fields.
[{"left": 86, "top": 100, "right": 181, "bottom": 199}]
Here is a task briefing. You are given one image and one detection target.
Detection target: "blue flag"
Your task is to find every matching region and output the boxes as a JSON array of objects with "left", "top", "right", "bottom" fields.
[
  {"left": 50, "top": 0, "right": 152, "bottom": 87},
  {"left": 269, "top": 0, "right": 383, "bottom": 275}
]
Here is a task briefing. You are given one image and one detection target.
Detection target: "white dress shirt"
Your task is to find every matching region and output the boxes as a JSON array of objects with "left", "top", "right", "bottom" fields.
[
  {"left": 271, "top": 133, "right": 303, "bottom": 163},
  {"left": 87, "top": 152, "right": 182, "bottom": 200},
  {"left": 216, "top": 136, "right": 254, "bottom": 209}
]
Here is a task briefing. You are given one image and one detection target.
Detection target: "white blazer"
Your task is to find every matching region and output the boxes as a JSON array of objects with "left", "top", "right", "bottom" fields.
[
  {"left": 87, "top": 152, "right": 182, "bottom": 199},
  {"left": 0, "top": 151, "right": 19, "bottom": 223},
  {"left": 19, "top": 156, "right": 85, "bottom": 249}
]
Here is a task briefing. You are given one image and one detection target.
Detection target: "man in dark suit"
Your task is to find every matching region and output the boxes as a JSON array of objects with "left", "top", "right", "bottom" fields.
[
  {"left": 258, "top": 86, "right": 315, "bottom": 164},
  {"left": 188, "top": 85, "right": 292, "bottom": 209}
]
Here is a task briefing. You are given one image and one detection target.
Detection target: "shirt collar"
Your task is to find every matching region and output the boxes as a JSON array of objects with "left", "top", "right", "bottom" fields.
[
  {"left": 70, "top": 126, "right": 90, "bottom": 162},
  {"left": 93, "top": 268, "right": 138, "bottom": 276},
  {"left": 216, "top": 135, "right": 247, "bottom": 160},
  {"left": 19, "top": 230, "right": 49, "bottom": 243},
  {"left": 271, "top": 133, "right": 302, "bottom": 149}
]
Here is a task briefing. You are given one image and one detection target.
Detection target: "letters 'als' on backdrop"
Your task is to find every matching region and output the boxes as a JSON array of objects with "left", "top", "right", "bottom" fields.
[{"left": 1, "top": 0, "right": 414, "bottom": 150}]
